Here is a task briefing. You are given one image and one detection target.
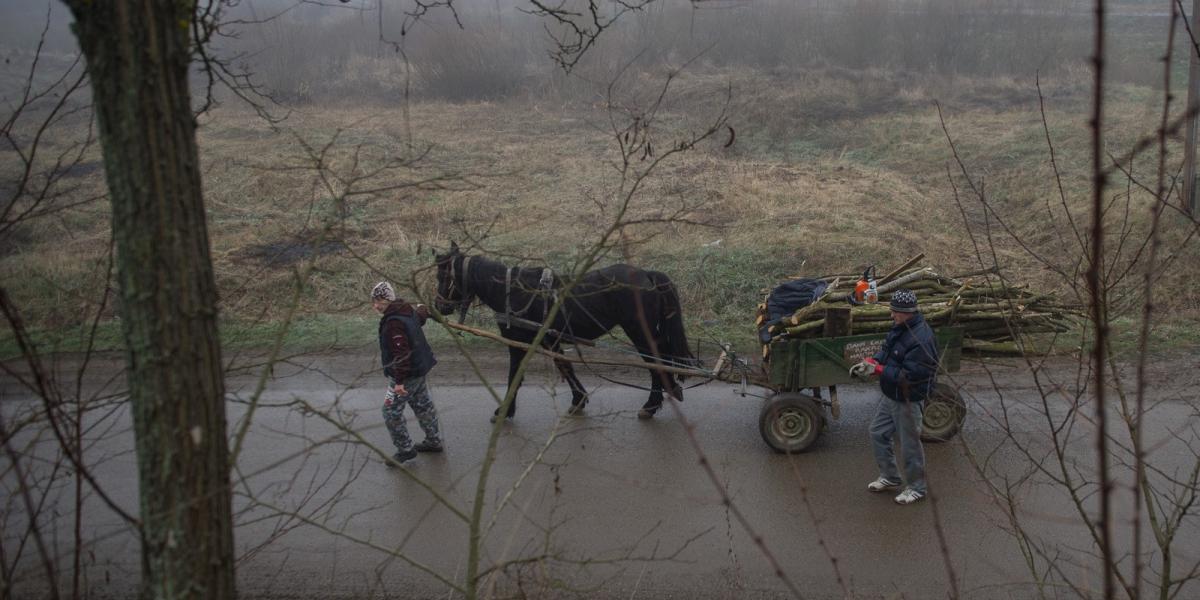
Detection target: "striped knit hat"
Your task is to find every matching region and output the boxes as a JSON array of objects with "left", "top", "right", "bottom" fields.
[
  {"left": 889, "top": 289, "right": 918, "bottom": 313},
  {"left": 371, "top": 281, "right": 396, "bottom": 302}
]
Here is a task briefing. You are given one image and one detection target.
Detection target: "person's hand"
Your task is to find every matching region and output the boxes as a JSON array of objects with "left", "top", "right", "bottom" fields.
[
  {"left": 849, "top": 358, "right": 882, "bottom": 379},
  {"left": 848, "top": 361, "right": 868, "bottom": 379},
  {"left": 848, "top": 361, "right": 869, "bottom": 379},
  {"left": 393, "top": 383, "right": 408, "bottom": 396}
]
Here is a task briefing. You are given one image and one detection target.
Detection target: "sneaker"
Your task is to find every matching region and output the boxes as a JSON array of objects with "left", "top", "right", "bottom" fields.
[
  {"left": 894, "top": 488, "right": 926, "bottom": 505},
  {"left": 414, "top": 439, "right": 443, "bottom": 453},
  {"left": 867, "top": 477, "right": 902, "bottom": 492},
  {"left": 490, "top": 414, "right": 513, "bottom": 424},
  {"left": 386, "top": 448, "right": 418, "bottom": 467}
]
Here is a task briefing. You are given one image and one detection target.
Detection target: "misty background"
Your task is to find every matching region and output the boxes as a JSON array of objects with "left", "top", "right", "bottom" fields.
[{"left": 0, "top": 1, "right": 1180, "bottom": 106}]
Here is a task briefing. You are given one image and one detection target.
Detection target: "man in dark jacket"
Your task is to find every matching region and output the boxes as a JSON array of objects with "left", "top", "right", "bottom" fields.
[
  {"left": 372, "top": 281, "right": 442, "bottom": 466},
  {"left": 849, "top": 289, "right": 939, "bottom": 505}
]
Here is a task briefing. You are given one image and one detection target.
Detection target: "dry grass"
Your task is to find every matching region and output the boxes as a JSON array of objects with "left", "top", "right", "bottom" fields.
[{"left": 3, "top": 65, "right": 1197, "bottom": 355}]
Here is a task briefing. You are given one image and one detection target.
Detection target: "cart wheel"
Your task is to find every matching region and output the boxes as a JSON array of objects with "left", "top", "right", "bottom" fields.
[
  {"left": 921, "top": 382, "right": 966, "bottom": 443},
  {"left": 759, "top": 392, "right": 824, "bottom": 453}
]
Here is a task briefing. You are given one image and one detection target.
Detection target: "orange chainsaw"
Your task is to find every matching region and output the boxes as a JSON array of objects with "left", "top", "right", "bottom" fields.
[{"left": 847, "top": 265, "right": 878, "bottom": 306}]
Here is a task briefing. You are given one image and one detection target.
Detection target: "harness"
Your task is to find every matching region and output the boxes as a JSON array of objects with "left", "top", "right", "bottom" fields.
[
  {"left": 496, "top": 265, "right": 557, "bottom": 329},
  {"left": 452, "top": 256, "right": 558, "bottom": 333}
]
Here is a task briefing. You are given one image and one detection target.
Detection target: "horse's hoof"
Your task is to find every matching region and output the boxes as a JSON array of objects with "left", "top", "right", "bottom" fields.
[
  {"left": 567, "top": 403, "right": 586, "bottom": 417},
  {"left": 490, "top": 414, "right": 512, "bottom": 424},
  {"left": 637, "top": 408, "right": 657, "bottom": 420}
]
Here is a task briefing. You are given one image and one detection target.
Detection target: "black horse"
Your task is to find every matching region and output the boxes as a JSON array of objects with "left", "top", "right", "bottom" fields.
[{"left": 434, "top": 242, "right": 696, "bottom": 420}]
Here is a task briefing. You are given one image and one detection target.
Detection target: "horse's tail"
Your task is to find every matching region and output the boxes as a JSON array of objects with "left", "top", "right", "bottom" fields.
[{"left": 647, "top": 271, "right": 697, "bottom": 369}]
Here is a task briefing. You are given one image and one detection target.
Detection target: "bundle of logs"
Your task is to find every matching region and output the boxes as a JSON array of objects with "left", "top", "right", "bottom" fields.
[{"left": 755, "top": 256, "right": 1082, "bottom": 358}]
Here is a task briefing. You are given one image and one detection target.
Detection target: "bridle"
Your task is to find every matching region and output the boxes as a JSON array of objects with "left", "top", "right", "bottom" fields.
[{"left": 438, "top": 254, "right": 474, "bottom": 324}]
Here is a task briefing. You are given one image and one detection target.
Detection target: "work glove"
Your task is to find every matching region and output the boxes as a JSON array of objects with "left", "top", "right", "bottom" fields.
[{"left": 849, "top": 358, "right": 883, "bottom": 380}]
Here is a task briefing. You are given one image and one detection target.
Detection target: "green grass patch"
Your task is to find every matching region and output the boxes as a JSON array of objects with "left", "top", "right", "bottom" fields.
[
  {"left": 1107, "top": 316, "right": 1200, "bottom": 357},
  {"left": 0, "top": 320, "right": 127, "bottom": 360},
  {"left": 0, "top": 313, "right": 498, "bottom": 361}
]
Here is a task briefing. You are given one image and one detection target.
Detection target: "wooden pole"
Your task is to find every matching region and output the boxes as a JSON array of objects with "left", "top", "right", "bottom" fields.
[
  {"left": 440, "top": 321, "right": 712, "bottom": 379},
  {"left": 880, "top": 252, "right": 925, "bottom": 284}
]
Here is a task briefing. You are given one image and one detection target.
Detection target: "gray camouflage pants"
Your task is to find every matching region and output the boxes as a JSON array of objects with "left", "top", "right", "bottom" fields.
[{"left": 382, "top": 375, "right": 441, "bottom": 452}]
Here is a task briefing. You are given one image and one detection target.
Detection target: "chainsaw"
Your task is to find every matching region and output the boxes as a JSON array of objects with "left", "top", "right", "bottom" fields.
[{"left": 847, "top": 265, "right": 878, "bottom": 306}]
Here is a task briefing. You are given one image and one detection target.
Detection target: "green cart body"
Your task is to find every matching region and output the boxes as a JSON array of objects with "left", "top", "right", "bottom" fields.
[{"left": 758, "top": 326, "right": 967, "bottom": 453}]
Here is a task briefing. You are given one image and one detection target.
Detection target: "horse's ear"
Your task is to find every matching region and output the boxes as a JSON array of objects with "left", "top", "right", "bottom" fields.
[{"left": 449, "top": 240, "right": 459, "bottom": 253}]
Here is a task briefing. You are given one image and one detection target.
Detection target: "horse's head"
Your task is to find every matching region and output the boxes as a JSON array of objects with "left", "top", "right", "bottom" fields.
[{"left": 434, "top": 241, "right": 472, "bottom": 319}]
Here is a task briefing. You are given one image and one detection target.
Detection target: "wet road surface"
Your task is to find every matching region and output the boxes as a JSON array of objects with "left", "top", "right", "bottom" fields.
[{"left": 3, "top": 351, "right": 1198, "bottom": 599}]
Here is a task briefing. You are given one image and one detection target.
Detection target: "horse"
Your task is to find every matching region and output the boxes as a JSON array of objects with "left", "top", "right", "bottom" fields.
[{"left": 434, "top": 242, "right": 697, "bottom": 420}]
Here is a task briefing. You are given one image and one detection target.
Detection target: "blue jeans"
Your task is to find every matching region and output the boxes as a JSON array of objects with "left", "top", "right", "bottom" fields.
[
  {"left": 382, "top": 375, "right": 441, "bottom": 453},
  {"left": 870, "top": 398, "right": 926, "bottom": 494}
]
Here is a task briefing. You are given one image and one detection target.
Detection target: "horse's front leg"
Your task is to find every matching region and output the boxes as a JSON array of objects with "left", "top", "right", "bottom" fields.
[
  {"left": 553, "top": 357, "right": 589, "bottom": 415},
  {"left": 492, "top": 345, "right": 527, "bottom": 422}
]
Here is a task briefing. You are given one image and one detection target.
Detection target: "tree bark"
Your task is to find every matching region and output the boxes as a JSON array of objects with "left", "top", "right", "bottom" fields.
[{"left": 63, "top": 2, "right": 236, "bottom": 598}]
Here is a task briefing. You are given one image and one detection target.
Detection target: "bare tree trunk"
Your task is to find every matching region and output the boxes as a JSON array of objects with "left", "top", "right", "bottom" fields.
[{"left": 62, "top": 1, "right": 236, "bottom": 599}]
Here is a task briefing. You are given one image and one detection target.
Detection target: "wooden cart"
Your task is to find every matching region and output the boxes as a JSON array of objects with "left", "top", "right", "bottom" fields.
[{"left": 756, "top": 326, "right": 967, "bottom": 453}]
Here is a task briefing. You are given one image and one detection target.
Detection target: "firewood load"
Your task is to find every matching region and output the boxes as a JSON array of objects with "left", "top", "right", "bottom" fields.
[{"left": 755, "top": 260, "right": 1082, "bottom": 359}]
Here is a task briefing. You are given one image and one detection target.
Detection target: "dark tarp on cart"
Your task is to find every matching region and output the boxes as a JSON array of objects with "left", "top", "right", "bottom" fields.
[{"left": 759, "top": 278, "right": 828, "bottom": 343}]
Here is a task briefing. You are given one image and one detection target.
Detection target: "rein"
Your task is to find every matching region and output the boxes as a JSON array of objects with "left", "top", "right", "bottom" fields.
[
  {"left": 565, "top": 341, "right": 712, "bottom": 393},
  {"left": 451, "top": 255, "right": 472, "bottom": 324}
]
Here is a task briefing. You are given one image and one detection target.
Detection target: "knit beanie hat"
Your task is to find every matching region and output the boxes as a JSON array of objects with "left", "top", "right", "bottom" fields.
[
  {"left": 889, "top": 289, "right": 918, "bottom": 313},
  {"left": 371, "top": 281, "right": 396, "bottom": 302}
]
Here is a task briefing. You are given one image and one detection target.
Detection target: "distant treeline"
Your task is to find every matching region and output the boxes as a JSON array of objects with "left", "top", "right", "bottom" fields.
[{"left": 214, "top": 0, "right": 1175, "bottom": 102}]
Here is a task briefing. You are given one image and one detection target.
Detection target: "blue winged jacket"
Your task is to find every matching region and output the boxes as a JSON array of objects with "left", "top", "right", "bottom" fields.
[{"left": 872, "top": 313, "right": 940, "bottom": 403}]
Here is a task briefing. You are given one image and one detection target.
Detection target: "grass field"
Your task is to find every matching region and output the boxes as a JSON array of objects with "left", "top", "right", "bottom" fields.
[{"left": 2, "top": 62, "right": 1198, "bottom": 360}]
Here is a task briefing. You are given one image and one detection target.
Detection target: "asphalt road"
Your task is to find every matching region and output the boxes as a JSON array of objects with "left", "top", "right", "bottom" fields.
[{"left": 3, "top": 350, "right": 1198, "bottom": 599}]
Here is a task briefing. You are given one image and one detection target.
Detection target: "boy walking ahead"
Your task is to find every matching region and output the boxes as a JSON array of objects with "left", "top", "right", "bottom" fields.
[{"left": 372, "top": 282, "right": 443, "bottom": 465}]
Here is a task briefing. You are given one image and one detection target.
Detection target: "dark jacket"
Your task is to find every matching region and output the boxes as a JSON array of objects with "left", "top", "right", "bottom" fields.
[
  {"left": 873, "top": 312, "right": 939, "bottom": 403},
  {"left": 379, "top": 301, "right": 436, "bottom": 382}
]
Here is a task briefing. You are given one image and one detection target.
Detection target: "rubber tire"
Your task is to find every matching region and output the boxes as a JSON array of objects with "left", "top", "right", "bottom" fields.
[
  {"left": 759, "top": 392, "right": 824, "bottom": 454},
  {"left": 921, "top": 382, "right": 966, "bottom": 443}
]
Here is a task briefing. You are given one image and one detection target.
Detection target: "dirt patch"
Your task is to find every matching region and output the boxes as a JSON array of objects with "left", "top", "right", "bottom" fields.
[{"left": 233, "top": 236, "right": 347, "bottom": 268}]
